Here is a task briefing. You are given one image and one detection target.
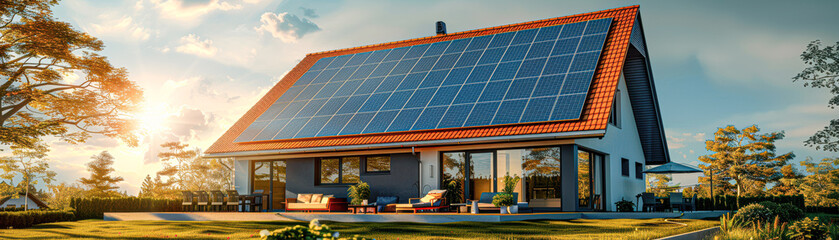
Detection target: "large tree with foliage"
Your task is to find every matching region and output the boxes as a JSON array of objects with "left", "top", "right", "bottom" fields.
[
  {"left": 0, "top": 142, "right": 54, "bottom": 210},
  {"left": 797, "top": 157, "right": 839, "bottom": 207},
  {"left": 78, "top": 151, "right": 123, "bottom": 197},
  {"left": 794, "top": 40, "right": 839, "bottom": 152},
  {"left": 697, "top": 125, "right": 794, "bottom": 207},
  {"left": 767, "top": 164, "right": 803, "bottom": 196},
  {"left": 0, "top": 0, "right": 143, "bottom": 149},
  {"left": 44, "top": 182, "right": 84, "bottom": 209},
  {"left": 157, "top": 141, "right": 233, "bottom": 191},
  {"left": 138, "top": 174, "right": 177, "bottom": 199},
  {"left": 646, "top": 173, "right": 675, "bottom": 197}
]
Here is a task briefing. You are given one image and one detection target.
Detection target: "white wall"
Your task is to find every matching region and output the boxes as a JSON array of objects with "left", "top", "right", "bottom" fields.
[
  {"left": 419, "top": 150, "right": 438, "bottom": 195},
  {"left": 234, "top": 158, "right": 251, "bottom": 195},
  {"left": 576, "top": 73, "right": 647, "bottom": 211},
  {"left": 1, "top": 195, "right": 41, "bottom": 209}
]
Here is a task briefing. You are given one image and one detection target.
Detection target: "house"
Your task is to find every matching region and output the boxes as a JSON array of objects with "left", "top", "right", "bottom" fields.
[
  {"left": 205, "top": 5, "right": 669, "bottom": 212},
  {"left": 0, "top": 192, "right": 49, "bottom": 210}
]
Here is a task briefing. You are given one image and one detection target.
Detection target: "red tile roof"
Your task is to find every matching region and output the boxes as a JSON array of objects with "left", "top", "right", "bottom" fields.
[{"left": 206, "top": 6, "right": 639, "bottom": 154}]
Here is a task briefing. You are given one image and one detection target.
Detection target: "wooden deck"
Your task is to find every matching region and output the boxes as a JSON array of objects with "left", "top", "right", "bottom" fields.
[{"left": 104, "top": 211, "right": 727, "bottom": 223}]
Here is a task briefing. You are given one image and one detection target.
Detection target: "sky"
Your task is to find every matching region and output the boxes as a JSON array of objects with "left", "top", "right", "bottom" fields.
[{"left": 12, "top": 0, "right": 837, "bottom": 195}]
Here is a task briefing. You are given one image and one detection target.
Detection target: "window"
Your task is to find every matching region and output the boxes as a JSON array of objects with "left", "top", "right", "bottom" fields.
[
  {"left": 609, "top": 89, "right": 621, "bottom": 128},
  {"left": 621, "top": 158, "right": 630, "bottom": 177},
  {"left": 635, "top": 162, "right": 644, "bottom": 180},
  {"left": 365, "top": 156, "right": 391, "bottom": 173},
  {"left": 319, "top": 157, "right": 360, "bottom": 184}
]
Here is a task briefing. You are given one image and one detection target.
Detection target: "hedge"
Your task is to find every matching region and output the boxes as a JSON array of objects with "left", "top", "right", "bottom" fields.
[
  {"left": 695, "top": 195, "right": 805, "bottom": 211},
  {"left": 0, "top": 210, "right": 75, "bottom": 229},
  {"left": 70, "top": 197, "right": 181, "bottom": 219}
]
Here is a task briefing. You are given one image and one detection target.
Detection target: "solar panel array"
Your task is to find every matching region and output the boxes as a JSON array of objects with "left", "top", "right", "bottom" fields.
[{"left": 236, "top": 18, "right": 613, "bottom": 142}]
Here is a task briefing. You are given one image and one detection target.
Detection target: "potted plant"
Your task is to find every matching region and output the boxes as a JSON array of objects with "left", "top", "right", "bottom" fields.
[
  {"left": 492, "top": 193, "right": 515, "bottom": 214},
  {"left": 615, "top": 198, "right": 635, "bottom": 212},
  {"left": 347, "top": 181, "right": 370, "bottom": 205},
  {"left": 493, "top": 174, "right": 521, "bottom": 214}
]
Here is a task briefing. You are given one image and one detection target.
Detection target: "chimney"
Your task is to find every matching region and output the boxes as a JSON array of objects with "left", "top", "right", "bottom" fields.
[{"left": 436, "top": 21, "right": 447, "bottom": 35}]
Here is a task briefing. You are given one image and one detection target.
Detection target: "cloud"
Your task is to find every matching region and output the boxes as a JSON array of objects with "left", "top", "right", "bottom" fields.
[
  {"left": 149, "top": 0, "right": 243, "bottom": 19},
  {"left": 300, "top": 7, "right": 318, "bottom": 18},
  {"left": 87, "top": 15, "right": 152, "bottom": 41},
  {"left": 176, "top": 34, "right": 218, "bottom": 57},
  {"left": 666, "top": 131, "right": 707, "bottom": 150},
  {"left": 166, "top": 107, "right": 214, "bottom": 140},
  {"left": 255, "top": 12, "right": 321, "bottom": 43}
]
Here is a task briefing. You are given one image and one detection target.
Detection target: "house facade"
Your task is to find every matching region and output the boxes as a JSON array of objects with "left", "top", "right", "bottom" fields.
[{"left": 206, "top": 6, "right": 669, "bottom": 212}]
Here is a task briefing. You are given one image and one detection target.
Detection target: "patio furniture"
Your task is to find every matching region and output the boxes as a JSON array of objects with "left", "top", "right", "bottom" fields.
[
  {"left": 670, "top": 192, "right": 684, "bottom": 212},
  {"left": 210, "top": 190, "right": 225, "bottom": 211},
  {"left": 249, "top": 190, "right": 265, "bottom": 212},
  {"left": 237, "top": 195, "right": 255, "bottom": 212},
  {"left": 285, "top": 194, "right": 348, "bottom": 212},
  {"left": 181, "top": 191, "right": 195, "bottom": 211},
  {"left": 451, "top": 203, "right": 470, "bottom": 213},
  {"left": 473, "top": 192, "right": 519, "bottom": 213},
  {"left": 395, "top": 189, "right": 448, "bottom": 213},
  {"left": 348, "top": 204, "right": 378, "bottom": 214},
  {"left": 682, "top": 194, "right": 697, "bottom": 212},
  {"left": 371, "top": 196, "right": 398, "bottom": 213},
  {"left": 194, "top": 191, "right": 210, "bottom": 211},
  {"left": 225, "top": 190, "right": 240, "bottom": 212},
  {"left": 641, "top": 193, "right": 658, "bottom": 212}
]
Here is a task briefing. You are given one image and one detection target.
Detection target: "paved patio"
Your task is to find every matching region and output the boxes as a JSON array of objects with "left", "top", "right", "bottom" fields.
[{"left": 104, "top": 211, "right": 727, "bottom": 223}]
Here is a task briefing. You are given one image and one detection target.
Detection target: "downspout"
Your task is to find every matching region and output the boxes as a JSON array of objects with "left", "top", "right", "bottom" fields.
[{"left": 414, "top": 147, "right": 421, "bottom": 197}]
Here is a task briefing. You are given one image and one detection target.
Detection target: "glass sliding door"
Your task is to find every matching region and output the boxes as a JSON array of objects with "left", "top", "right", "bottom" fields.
[
  {"left": 252, "top": 160, "right": 287, "bottom": 211},
  {"left": 523, "top": 147, "right": 562, "bottom": 208},
  {"left": 468, "top": 152, "right": 494, "bottom": 201},
  {"left": 593, "top": 154, "right": 604, "bottom": 211},
  {"left": 272, "top": 161, "right": 286, "bottom": 210},
  {"left": 441, "top": 152, "right": 466, "bottom": 203},
  {"left": 497, "top": 150, "right": 525, "bottom": 202},
  {"left": 577, "top": 149, "right": 605, "bottom": 211}
]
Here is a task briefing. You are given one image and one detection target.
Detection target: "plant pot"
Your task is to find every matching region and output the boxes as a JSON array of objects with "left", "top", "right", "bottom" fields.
[
  {"left": 509, "top": 205, "right": 518, "bottom": 214},
  {"left": 362, "top": 200, "right": 368, "bottom": 205},
  {"left": 500, "top": 206, "right": 509, "bottom": 214},
  {"left": 471, "top": 201, "right": 479, "bottom": 214}
]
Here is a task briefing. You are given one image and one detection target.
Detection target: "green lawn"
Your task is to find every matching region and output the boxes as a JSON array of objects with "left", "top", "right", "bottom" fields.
[{"left": 0, "top": 218, "right": 717, "bottom": 240}]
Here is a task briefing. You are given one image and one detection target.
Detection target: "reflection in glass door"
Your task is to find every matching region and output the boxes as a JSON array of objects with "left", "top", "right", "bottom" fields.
[
  {"left": 578, "top": 149, "right": 605, "bottom": 211},
  {"left": 441, "top": 152, "right": 466, "bottom": 204},
  {"left": 469, "top": 152, "right": 493, "bottom": 201},
  {"left": 272, "top": 161, "right": 286, "bottom": 210},
  {"left": 253, "top": 162, "right": 271, "bottom": 210}
]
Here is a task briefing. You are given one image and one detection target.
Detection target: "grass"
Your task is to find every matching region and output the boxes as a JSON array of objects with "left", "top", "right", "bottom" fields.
[{"left": 0, "top": 218, "right": 718, "bottom": 240}]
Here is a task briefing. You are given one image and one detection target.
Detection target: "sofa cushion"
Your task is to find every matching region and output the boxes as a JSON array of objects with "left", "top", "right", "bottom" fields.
[
  {"left": 298, "top": 194, "right": 312, "bottom": 203},
  {"left": 311, "top": 194, "right": 323, "bottom": 204},
  {"left": 287, "top": 203, "right": 327, "bottom": 209},
  {"left": 476, "top": 203, "right": 496, "bottom": 208},
  {"left": 320, "top": 197, "right": 330, "bottom": 204}
]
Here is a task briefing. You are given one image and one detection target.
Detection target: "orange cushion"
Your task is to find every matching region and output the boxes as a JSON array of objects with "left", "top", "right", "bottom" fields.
[{"left": 298, "top": 194, "right": 312, "bottom": 203}]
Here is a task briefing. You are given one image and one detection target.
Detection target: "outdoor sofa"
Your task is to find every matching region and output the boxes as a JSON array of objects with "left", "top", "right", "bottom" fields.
[
  {"left": 473, "top": 192, "right": 518, "bottom": 213},
  {"left": 285, "top": 194, "right": 348, "bottom": 212}
]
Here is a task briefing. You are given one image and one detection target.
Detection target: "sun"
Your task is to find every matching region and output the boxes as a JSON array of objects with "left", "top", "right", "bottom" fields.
[{"left": 136, "top": 101, "right": 172, "bottom": 135}]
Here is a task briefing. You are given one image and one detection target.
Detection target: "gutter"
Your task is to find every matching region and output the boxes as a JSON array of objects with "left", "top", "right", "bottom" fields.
[{"left": 204, "top": 130, "right": 605, "bottom": 158}]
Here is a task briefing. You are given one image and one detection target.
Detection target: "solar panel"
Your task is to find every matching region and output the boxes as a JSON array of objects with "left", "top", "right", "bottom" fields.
[{"left": 236, "top": 18, "right": 612, "bottom": 142}]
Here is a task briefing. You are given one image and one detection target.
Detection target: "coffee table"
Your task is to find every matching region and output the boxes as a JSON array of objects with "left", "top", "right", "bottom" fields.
[{"left": 348, "top": 205, "right": 377, "bottom": 214}]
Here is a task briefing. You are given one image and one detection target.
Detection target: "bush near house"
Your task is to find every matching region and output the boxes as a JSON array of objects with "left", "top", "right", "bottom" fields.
[
  {"left": 0, "top": 209, "right": 75, "bottom": 229},
  {"left": 695, "top": 195, "right": 805, "bottom": 211},
  {"left": 70, "top": 197, "right": 180, "bottom": 219}
]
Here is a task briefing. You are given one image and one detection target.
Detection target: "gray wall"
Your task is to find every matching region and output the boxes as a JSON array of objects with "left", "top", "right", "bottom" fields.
[{"left": 284, "top": 153, "right": 420, "bottom": 203}]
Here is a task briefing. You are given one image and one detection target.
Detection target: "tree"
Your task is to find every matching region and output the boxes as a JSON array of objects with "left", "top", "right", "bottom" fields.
[
  {"left": 44, "top": 182, "right": 84, "bottom": 209},
  {"left": 767, "top": 164, "right": 804, "bottom": 196},
  {"left": 138, "top": 174, "right": 178, "bottom": 199},
  {"left": 157, "top": 141, "right": 233, "bottom": 191},
  {"left": 646, "top": 173, "right": 675, "bottom": 197},
  {"left": 0, "top": 0, "right": 143, "bottom": 149},
  {"left": 78, "top": 151, "right": 123, "bottom": 197},
  {"left": 797, "top": 157, "right": 839, "bottom": 207},
  {"left": 0, "top": 142, "right": 55, "bottom": 210},
  {"left": 697, "top": 125, "right": 794, "bottom": 207},
  {"left": 794, "top": 40, "right": 839, "bottom": 152}
]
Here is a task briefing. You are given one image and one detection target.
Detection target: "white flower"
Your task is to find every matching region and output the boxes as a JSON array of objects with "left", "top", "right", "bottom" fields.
[
  {"left": 332, "top": 232, "right": 339, "bottom": 238},
  {"left": 309, "top": 219, "right": 321, "bottom": 228},
  {"left": 259, "top": 229, "right": 270, "bottom": 237}
]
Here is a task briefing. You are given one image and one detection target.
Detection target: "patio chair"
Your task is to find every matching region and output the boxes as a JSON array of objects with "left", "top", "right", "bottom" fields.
[
  {"left": 395, "top": 190, "right": 448, "bottom": 213},
  {"left": 682, "top": 194, "right": 697, "bottom": 212},
  {"left": 181, "top": 191, "right": 195, "bottom": 211},
  {"left": 194, "top": 191, "right": 210, "bottom": 212},
  {"left": 670, "top": 192, "right": 684, "bottom": 212},
  {"left": 250, "top": 190, "right": 264, "bottom": 212},
  {"left": 225, "top": 190, "right": 240, "bottom": 212},
  {"left": 210, "top": 190, "right": 225, "bottom": 211},
  {"left": 641, "top": 193, "right": 657, "bottom": 212}
]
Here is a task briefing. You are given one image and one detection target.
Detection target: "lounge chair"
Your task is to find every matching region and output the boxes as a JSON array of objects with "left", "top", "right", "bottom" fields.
[
  {"left": 225, "top": 190, "right": 240, "bottom": 212},
  {"left": 181, "top": 191, "right": 195, "bottom": 212},
  {"left": 395, "top": 190, "right": 448, "bottom": 213},
  {"left": 210, "top": 190, "right": 225, "bottom": 211}
]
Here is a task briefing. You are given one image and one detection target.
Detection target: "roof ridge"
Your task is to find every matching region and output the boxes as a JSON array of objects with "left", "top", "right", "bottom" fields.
[{"left": 306, "top": 5, "right": 639, "bottom": 57}]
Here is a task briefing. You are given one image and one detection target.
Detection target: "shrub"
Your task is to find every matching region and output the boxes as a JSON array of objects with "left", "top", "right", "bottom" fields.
[
  {"left": 615, "top": 198, "right": 635, "bottom": 212},
  {"left": 788, "top": 217, "right": 828, "bottom": 240},
  {"left": 720, "top": 212, "right": 744, "bottom": 233},
  {"left": 492, "top": 193, "right": 515, "bottom": 207},
  {"left": 260, "top": 219, "right": 372, "bottom": 240},
  {"left": 733, "top": 203, "right": 772, "bottom": 226},
  {"left": 0, "top": 209, "right": 75, "bottom": 229},
  {"left": 758, "top": 201, "right": 780, "bottom": 213},
  {"left": 501, "top": 174, "right": 520, "bottom": 195},
  {"left": 753, "top": 216, "right": 790, "bottom": 240},
  {"left": 70, "top": 197, "right": 180, "bottom": 220},
  {"left": 775, "top": 203, "right": 805, "bottom": 222}
]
